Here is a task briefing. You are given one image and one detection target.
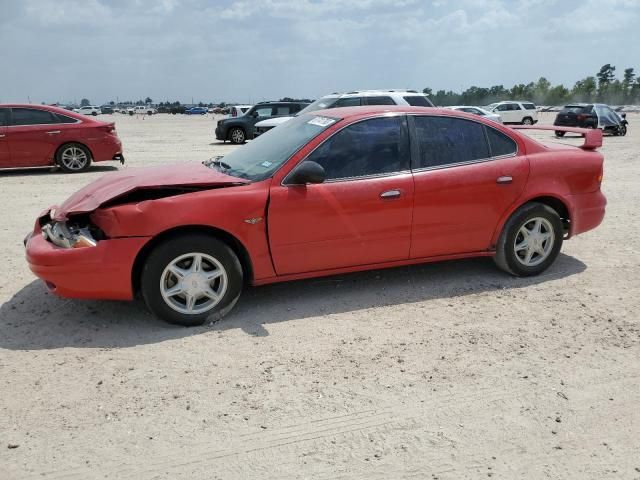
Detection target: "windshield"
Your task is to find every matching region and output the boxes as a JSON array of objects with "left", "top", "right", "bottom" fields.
[
  {"left": 297, "top": 97, "right": 340, "bottom": 115},
  {"left": 206, "top": 114, "right": 339, "bottom": 181}
]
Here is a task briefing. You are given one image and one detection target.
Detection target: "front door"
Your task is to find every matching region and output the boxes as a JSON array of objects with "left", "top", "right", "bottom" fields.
[
  {"left": 409, "top": 115, "right": 529, "bottom": 258},
  {"left": 7, "top": 107, "right": 63, "bottom": 167},
  {"left": 0, "top": 108, "right": 9, "bottom": 167},
  {"left": 268, "top": 115, "right": 415, "bottom": 275}
]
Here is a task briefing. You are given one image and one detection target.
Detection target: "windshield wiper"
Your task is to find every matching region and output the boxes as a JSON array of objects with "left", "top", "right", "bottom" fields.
[{"left": 203, "top": 156, "right": 231, "bottom": 171}]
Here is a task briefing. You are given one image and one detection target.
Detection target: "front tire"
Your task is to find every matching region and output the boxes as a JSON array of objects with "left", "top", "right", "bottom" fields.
[
  {"left": 141, "top": 234, "right": 243, "bottom": 326},
  {"left": 619, "top": 125, "right": 627, "bottom": 136},
  {"left": 56, "top": 143, "right": 92, "bottom": 173},
  {"left": 229, "top": 127, "right": 246, "bottom": 144},
  {"left": 522, "top": 117, "right": 533, "bottom": 125},
  {"left": 494, "top": 203, "right": 563, "bottom": 277},
  {"left": 555, "top": 130, "right": 565, "bottom": 137}
]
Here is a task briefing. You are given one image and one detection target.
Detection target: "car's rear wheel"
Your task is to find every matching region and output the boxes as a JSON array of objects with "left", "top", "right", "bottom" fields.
[
  {"left": 141, "top": 234, "right": 243, "bottom": 326},
  {"left": 56, "top": 143, "right": 92, "bottom": 173},
  {"left": 522, "top": 117, "right": 533, "bottom": 125},
  {"left": 555, "top": 131, "right": 565, "bottom": 137},
  {"left": 494, "top": 202, "right": 563, "bottom": 277},
  {"left": 229, "top": 127, "right": 246, "bottom": 144}
]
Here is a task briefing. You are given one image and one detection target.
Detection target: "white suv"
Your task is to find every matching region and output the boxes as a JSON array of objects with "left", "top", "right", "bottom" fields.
[
  {"left": 127, "top": 105, "right": 158, "bottom": 115},
  {"left": 254, "top": 89, "right": 434, "bottom": 136},
  {"left": 74, "top": 105, "right": 101, "bottom": 116},
  {"left": 485, "top": 101, "right": 538, "bottom": 125}
]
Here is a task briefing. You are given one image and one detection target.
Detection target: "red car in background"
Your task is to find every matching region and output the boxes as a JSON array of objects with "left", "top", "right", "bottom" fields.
[
  {"left": 25, "top": 106, "right": 606, "bottom": 326},
  {"left": 0, "top": 104, "right": 124, "bottom": 173}
]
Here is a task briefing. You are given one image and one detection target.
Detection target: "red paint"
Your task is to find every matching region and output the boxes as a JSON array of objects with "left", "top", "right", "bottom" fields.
[
  {"left": 25, "top": 106, "right": 607, "bottom": 302},
  {"left": 0, "top": 104, "right": 122, "bottom": 169}
]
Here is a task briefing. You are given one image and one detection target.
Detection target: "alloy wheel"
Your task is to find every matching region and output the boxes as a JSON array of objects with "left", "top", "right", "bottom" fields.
[
  {"left": 513, "top": 217, "right": 555, "bottom": 267},
  {"left": 60, "top": 147, "right": 89, "bottom": 171},
  {"left": 160, "top": 252, "right": 228, "bottom": 315}
]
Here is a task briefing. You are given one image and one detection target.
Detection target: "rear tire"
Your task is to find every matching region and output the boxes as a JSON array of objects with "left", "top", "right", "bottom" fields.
[
  {"left": 555, "top": 131, "right": 565, "bottom": 137},
  {"left": 56, "top": 143, "right": 92, "bottom": 173},
  {"left": 141, "top": 234, "right": 243, "bottom": 326},
  {"left": 494, "top": 203, "right": 563, "bottom": 277}
]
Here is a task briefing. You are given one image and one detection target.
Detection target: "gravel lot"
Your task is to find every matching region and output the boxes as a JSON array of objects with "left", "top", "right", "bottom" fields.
[{"left": 1, "top": 112, "right": 638, "bottom": 479}]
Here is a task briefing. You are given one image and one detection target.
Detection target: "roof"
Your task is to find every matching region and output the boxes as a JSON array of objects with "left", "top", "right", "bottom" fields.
[{"left": 0, "top": 103, "right": 92, "bottom": 121}]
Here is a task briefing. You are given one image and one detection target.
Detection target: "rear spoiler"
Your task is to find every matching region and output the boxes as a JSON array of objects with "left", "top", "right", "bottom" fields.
[{"left": 511, "top": 125, "right": 602, "bottom": 150}]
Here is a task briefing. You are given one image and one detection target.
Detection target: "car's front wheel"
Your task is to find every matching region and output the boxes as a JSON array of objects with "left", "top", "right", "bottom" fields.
[
  {"left": 618, "top": 125, "right": 627, "bottom": 136},
  {"left": 141, "top": 234, "right": 243, "bottom": 326},
  {"left": 522, "top": 117, "right": 533, "bottom": 125},
  {"left": 555, "top": 131, "right": 565, "bottom": 137},
  {"left": 494, "top": 202, "right": 563, "bottom": 277},
  {"left": 56, "top": 143, "right": 92, "bottom": 173},
  {"left": 229, "top": 127, "right": 246, "bottom": 144}
]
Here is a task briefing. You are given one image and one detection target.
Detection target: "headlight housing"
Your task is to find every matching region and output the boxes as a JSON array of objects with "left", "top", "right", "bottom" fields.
[{"left": 42, "top": 220, "right": 99, "bottom": 249}]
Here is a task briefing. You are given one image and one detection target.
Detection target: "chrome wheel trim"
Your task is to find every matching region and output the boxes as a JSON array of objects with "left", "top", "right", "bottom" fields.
[
  {"left": 231, "top": 129, "right": 244, "bottom": 143},
  {"left": 61, "top": 147, "right": 88, "bottom": 170},
  {"left": 160, "top": 252, "right": 228, "bottom": 315},
  {"left": 513, "top": 217, "right": 555, "bottom": 267}
]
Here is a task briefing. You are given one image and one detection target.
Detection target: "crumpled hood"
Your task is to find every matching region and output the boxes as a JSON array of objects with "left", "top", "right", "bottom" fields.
[{"left": 53, "top": 162, "right": 247, "bottom": 220}]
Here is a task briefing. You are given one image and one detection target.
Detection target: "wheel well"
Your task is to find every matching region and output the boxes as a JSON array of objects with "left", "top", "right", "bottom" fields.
[
  {"left": 527, "top": 196, "right": 570, "bottom": 232},
  {"left": 54, "top": 142, "right": 94, "bottom": 163},
  {"left": 131, "top": 225, "right": 254, "bottom": 297}
]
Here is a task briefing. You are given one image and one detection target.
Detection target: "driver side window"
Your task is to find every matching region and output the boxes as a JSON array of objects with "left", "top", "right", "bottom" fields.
[{"left": 305, "top": 116, "right": 409, "bottom": 181}]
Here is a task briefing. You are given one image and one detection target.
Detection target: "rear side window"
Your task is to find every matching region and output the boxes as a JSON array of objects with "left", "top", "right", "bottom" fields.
[
  {"left": 508, "top": 103, "right": 522, "bottom": 111},
  {"left": 276, "top": 106, "right": 291, "bottom": 115},
  {"left": 55, "top": 114, "right": 79, "bottom": 124},
  {"left": 365, "top": 96, "right": 396, "bottom": 106},
  {"left": 523, "top": 103, "right": 536, "bottom": 110},
  {"left": 306, "top": 116, "right": 409, "bottom": 180},
  {"left": 10, "top": 108, "right": 57, "bottom": 126},
  {"left": 403, "top": 96, "right": 434, "bottom": 107},
  {"left": 486, "top": 127, "right": 517, "bottom": 157},
  {"left": 333, "top": 97, "right": 361, "bottom": 107},
  {"left": 412, "top": 116, "right": 490, "bottom": 169},
  {"left": 0, "top": 108, "right": 9, "bottom": 126},
  {"left": 253, "top": 106, "right": 273, "bottom": 117}
]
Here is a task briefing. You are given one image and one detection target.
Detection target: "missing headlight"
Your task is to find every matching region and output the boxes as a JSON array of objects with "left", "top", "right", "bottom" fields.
[{"left": 42, "top": 217, "right": 105, "bottom": 249}]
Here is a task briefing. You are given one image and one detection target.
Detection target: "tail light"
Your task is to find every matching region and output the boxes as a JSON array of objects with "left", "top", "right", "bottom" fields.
[
  {"left": 598, "top": 165, "right": 604, "bottom": 185},
  {"left": 577, "top": 114, "right": 589, "bottom": 121},
  {"left": 99, "top": 124, "right": 117, "bottom": 135},
  {"left": 232, "top": 109, "right": 237, "bottom": 117}
]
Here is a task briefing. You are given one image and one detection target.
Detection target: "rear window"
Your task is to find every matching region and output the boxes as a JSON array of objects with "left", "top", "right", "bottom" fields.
[
  {"left": 561, "top": 105, "right": 591, "bottom": 114},
  {"left": 522, "top": 103, "right": 536, "bottom": 110},
  {"left": 403, "top": 95, "right": 434, "bottom": 107},
  {"left": 486, "top": 127, "right": 517, "bottom": 157}
]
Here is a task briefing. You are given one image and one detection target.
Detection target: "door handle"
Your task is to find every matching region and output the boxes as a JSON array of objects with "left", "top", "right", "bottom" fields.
[
  {"left": 46, "top": 130, "right": 61, "bottom": 135},
  {"left": 380, "top": 189, "right": 401, "bottom": 199},
  {"left": 496, "top": 176, "right": 513, "bottom": 185}
]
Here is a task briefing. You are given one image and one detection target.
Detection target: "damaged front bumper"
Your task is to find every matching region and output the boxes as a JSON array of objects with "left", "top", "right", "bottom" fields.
[{"left": 24, "top": 209, "right": 149, "bottom": 300}]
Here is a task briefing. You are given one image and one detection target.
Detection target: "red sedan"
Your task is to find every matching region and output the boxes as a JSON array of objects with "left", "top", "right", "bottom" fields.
[
  {"left": 0, "top": 104, "right": 124, "bottom": 172},
  {"left": 25, "top": 106, "right": 606, "bottom": 325}
]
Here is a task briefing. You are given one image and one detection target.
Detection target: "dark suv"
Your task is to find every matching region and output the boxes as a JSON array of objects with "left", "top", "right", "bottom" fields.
[
  {"left": 554, "top": 103, "right": 628, "bottom": 137},
  {"left": 215, "top": 101, "right": 309, "bottom": 144}
]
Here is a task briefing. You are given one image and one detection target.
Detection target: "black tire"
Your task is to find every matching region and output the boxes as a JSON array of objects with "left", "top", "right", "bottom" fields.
[
  {"left": 619, "top": 125, "right": 627, "bottom": 136},
  {"left": 229, "top": 127, "right": 246, "bottom": 144},
  {"left": 92, "top": 112, "right": 98, "bottom": 116},
  {"left": 494, "top": 202, "right": 564, "bottom": 277},
  {"left": 555, "top": 131, "right": 565, "bottom": 137},
  {"left": 141, "top": 234, "right": 243, "bottom": 326},
  {"left": 56, "top": 143, "right": 92, "bottom": 173},
  {"left": 522, "top": 117, "right": 533, "bottom": 125}
]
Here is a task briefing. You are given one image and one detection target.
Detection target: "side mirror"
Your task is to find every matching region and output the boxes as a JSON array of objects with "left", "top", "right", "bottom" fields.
[{"left": 286, "top": 161, "right": 326, "bottom": 185}]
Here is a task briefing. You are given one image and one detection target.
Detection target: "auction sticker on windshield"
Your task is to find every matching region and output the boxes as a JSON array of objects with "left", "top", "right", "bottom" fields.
[{"left": 307, "top": 116, "right": 337, "bottom": 127}]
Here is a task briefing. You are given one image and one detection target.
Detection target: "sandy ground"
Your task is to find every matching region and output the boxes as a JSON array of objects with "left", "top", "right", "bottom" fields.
[{"left": 1, "top": 112, "right": 639, "bottom": 479}]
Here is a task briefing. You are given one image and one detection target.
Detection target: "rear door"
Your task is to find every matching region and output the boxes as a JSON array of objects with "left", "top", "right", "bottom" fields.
[
  {"left": 268, "top": 115, "right": 414, "bottom": 275},
  {"left": 0, "top": 108, "right": 9, "bottom": 167},
  {"left": 7, "top": 107, "right": 64, "bottom": 167},
  {"left": 409, "top": 115, "right": 529, "bottom": 258}
]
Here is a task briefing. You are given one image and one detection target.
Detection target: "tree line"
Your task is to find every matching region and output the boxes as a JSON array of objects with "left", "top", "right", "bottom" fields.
[{"left": 424, "top": 64, "right": 640, "bottom": 107}]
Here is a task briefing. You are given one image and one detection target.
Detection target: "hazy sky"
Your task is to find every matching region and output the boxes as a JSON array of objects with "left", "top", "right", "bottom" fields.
[{"left": 1, "top": 0, "right": 639, "bottom": 105}]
